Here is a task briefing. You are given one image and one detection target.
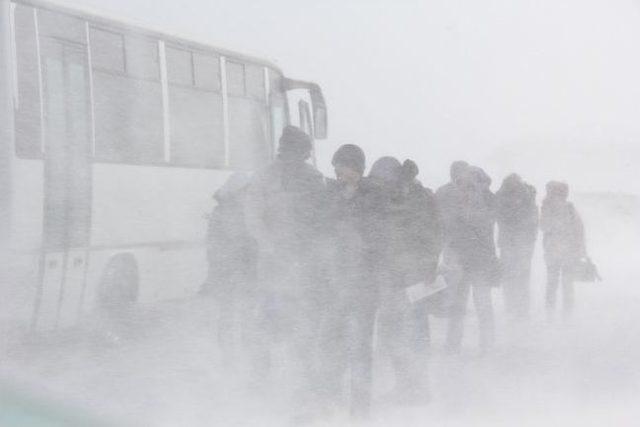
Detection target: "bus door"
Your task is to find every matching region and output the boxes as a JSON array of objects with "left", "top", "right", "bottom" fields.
[{"left": 34, "top": 38, "right": 92, "bottom": 331}]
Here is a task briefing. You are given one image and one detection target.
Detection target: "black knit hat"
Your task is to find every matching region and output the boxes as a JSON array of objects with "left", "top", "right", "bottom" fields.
[
  {"left": 400, "top": 159, "right": 419, "bottom": 182},
  {"left": 369, "top": 156, "right": 402, "bottom": 183},
  {"left": 332, "top": 144, "right": 366, "bottom": 175},
  {"left": 278, "top": 126, "right": 312, "bottom": 160}
]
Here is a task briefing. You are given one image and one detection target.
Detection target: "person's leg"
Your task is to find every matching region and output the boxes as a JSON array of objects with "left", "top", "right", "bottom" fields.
[
  {"left": 518, "top": 250, "right": 534, "bottom": 320},
  {"left": 446, "top": 275, "right": 471, "bottom": 353},
  {"left": 412, "top": 302, "right": 431, "bottom": 355},
  {"left": 349, "top": 301, "right": 376, "bottom": 419},
  {"left": 376, "top": 286, "right": 404, "bottom": 373},
  {"left": 546, "top": 263, "right": 561, "bottom": 318},
  {"left": 501, "top": 245, "right": 518, "bottom": 320},
  {"left": 561, "top": 265, "right": 575, "bottom": 318},
  {"left": 284, "top": 293, "right": 325, "bottom": 423},
  {"left": 317, "top": 303, "right": 350, "bottom": 406},
  {"left": 472, "top": 285, "right": 495, "bottom": 351},
  {"left": 377, "top": 288, "right": 427, "bottom": 403},
  {"left": 245, "top": 290, "right": 273, "bottom": 388}
]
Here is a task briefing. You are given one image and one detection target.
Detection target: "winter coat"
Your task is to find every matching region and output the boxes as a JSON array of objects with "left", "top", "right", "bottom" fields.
[
  {"left": 325, "top": 177, "right": 383, "bottom": 303},
  {"left": 540, "top": 198, "right": 586, "bottom": 265},
  {"left": 496, "top": 182, "right": 538, "bottom": 253},
  {"left": 374, "top": 179, "right": 442, "bottom": 290},
  {"left": 436, "top": 180, "right": 497, "bottom": 278},
  {"left": 244, "top": 158, "right": 326, "bottom": 293},
  {"left": 203, "top": 187, "right": 257, "bottom": 295}
]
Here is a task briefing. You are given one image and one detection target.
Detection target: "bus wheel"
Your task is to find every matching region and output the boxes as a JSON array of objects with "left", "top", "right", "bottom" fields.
[{"left": 97, "top": 255, "right": 139, "bottom": 334}]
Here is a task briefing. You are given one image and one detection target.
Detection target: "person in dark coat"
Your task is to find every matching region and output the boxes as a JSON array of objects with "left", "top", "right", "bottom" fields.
[
  {"left": 201, "top": 172, "right": 256, "bottom": 365},
  {"left": 317, "top": 144, "right": 381, "bottom": 419},
  {"left": 434, "top": 161, "right": 470, "bottom": 241},
  {"left": 436, "top": 162, "right": 498, "bottom": 353},
  {"left": 243, "top": 126, "right": 326, "bottom": 411},
  {"left": 540, "top": 181, "right": 586, "bottom": 319},
  {"left": 398, "top": 160, "right": 443, "bottom": 355},
  {"left": 372, "top": 157, "right": 442, "bottom": 402},
  {"left": 496, "top": 174, "right": 538, "bottom": 321}
]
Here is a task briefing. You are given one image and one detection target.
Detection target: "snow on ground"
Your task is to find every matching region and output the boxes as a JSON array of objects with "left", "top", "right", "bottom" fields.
[{"left": 2, "top": 193, "right": 639, "bottom": 426}]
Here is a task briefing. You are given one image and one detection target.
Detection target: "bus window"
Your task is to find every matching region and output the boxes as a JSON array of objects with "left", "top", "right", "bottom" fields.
[
  {"left": 14, "top": 4, "right": 42, "bottom": 159},
  {"left": 125, "top": 36, "right": 159, "bottom": 81},
  {"left": 193, "top": 52, "right": 220, "bottom": 91},
  {"left": 246, "top": 65, "right": 265, "bottom": 100},
  {"left": 166, "top": 46, "right": 193, "bottom": 86},
  {"left": 91, "top": 30, "right": 164, "bottom": 163},
  {"left": 227, "top": 98, "right": 269, "bottom": 169},
  {"left": 36, "top": 8, "right": 85, "bottom": 44},
  {"left": 226, "top": 61, "right": 245, "bottom": 96},
  {"left": 89, "top": 28, "right": 125, "bottom": 73},
  {"left": 167, "top": 46, "right": 224, "bottom": 168},
  {"left": 226, "top": 60, "right": 269, "bottom": 169}
]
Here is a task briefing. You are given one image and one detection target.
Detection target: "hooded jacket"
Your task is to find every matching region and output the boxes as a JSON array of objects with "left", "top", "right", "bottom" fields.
[
  {"left": 245, "top": 159, "right": 325, "bottom": 254},
  {"left": 540, "top": 197, "right": 586, "bottom": 264},
  {"left": 496, "top": 177, "right": 538, "bottom": 251},
  {"left": 371, "top": 176, "right": 442, "bottom": 289}
]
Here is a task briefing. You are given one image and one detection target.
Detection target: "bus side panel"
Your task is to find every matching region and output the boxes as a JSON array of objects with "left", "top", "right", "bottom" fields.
[
  {"left": 12, "top": 159, "right": 44, "bottom": 252},
  {"left": 84, "top": 163, "right": 228, "bottom": 311},
  {"left": 7, "top": 159, "right": 43, "bottom": 333}
]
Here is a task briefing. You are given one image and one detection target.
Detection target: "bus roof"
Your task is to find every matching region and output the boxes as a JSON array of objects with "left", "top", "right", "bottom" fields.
[{"left": 13, "top": 0, "right": 286, "bottom": 75}]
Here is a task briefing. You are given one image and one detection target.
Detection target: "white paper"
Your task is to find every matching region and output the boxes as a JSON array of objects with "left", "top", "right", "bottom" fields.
[{"left": 405, "top": 275, "right": 448, "bottom": 304}]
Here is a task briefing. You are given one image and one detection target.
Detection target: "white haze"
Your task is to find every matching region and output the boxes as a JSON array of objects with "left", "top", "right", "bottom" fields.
[
  {"left": 4, "top": 0, "right": 640, "bottom": 426},
  {"left": 56, "top": 0, "right": 640, "bottom": 193}
]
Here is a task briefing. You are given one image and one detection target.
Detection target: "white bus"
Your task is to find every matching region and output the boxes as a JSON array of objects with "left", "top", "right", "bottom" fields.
[{"left": 0, "top": 0, "right": 328, "bottom": 335}]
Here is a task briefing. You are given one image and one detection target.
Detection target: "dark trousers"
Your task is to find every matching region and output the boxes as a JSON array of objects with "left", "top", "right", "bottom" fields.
[
  {"left": 377, "top": 286, "right": 430, "bottom": 395},
  {"left": 546, "top": 262, "right": 575, "bottom": 318},
  {"left": 210, "top": 275, "right": 254, "bottom": 366},
  {"left": 446, "top": 276, "right": 495, "bottom": 352},
  {"left": 442, "top": 248, "right": 495, "bottom": 352},
  {"left": 500, "top": 244, "right": 534, "bottom": 320},
  {"left": 318, "top": 291, "right": 376, "bottom": 418}
]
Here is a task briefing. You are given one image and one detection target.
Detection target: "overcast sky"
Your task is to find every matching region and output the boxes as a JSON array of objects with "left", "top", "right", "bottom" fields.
[{"left": 57, "top": 0, "right": 640, "bottom": 194}]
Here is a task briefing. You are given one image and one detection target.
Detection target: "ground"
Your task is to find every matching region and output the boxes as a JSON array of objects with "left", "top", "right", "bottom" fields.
[{"left": 2, "top": 194, "right": 639, "bottom": 426}]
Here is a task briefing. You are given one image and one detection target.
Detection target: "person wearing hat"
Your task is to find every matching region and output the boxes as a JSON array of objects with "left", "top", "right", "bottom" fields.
[
  {"left": 200, "top": 172, "right": 256, "bottom": 366},
  {"left": 371, "top": 157, "right": 441, "bottom": 403},
  {"left": 317, "top": 144, "right": 381, "bottom": 419},
  {"left": 243, "top": 126, "right": 326, "bottom": 415},
  {"left": 496, "top": 173, "right": 538, "bottom": 321},
  {"left": 436, "top": 161, "right": 470, "bottom": 246},
  {"left": 437, "top": 163, "right": 498, "bottom": 354},
  {"left": 540, "top": 181, "right": 586, "bottom": 320}
]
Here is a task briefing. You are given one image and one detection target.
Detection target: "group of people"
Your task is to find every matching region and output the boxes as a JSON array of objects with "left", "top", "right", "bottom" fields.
[{"left": 200, "top": 125, "right": 589, "bottom": 421}]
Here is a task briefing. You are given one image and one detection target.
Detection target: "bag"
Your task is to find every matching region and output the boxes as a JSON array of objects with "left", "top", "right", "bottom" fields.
[{"left": 572, "top": 257, "right": 602, "bottom": 282}]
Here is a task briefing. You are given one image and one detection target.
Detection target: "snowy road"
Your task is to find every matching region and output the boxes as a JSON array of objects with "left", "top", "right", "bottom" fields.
[{"left": 2, "top": 194, "right": 639, "bottom": 426}]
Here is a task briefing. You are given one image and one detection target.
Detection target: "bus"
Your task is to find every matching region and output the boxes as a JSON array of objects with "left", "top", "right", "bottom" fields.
[{"left": 0, "top": 0, "right": 328, "bottom": 335}]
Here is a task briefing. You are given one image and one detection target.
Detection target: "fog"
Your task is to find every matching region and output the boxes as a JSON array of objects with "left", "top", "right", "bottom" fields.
[
  {"left": 3, "top": 0, "right": 640, "bottom": 426},
  {"left": 57, "top": 0, "right": 640, "bottom": 192}
]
